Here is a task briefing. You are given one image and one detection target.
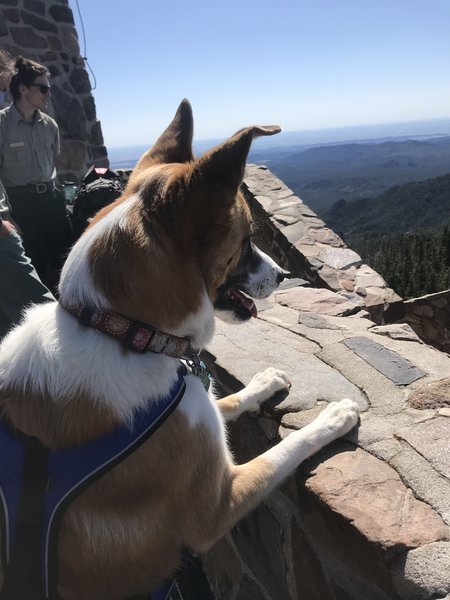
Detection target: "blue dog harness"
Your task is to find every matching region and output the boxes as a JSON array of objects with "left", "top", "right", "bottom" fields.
[{"left": 0, "top": 365, "right": 187, "bottom": 600}]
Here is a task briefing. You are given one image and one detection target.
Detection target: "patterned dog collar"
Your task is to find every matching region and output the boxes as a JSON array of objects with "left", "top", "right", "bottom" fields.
[{"left": 60, "top": 302, "right": 196, "bottom": 360}]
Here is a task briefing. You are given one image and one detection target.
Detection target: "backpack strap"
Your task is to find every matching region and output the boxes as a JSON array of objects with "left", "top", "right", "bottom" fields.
[{"left": 0, "top": 365, "right": 187, "bottom": 600}]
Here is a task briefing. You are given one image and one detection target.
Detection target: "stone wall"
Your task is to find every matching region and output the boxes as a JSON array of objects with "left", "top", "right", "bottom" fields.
[
  {"left": 243, "top": 165, "right": 403, "bottom": 325},
  {"left": 0, "top": 0, "right": 108, "bottom": 183},
  {"left": 405, "top": 290, "right": 450, "bottom": 353},
  {"left": 200, "top": 253, "right": 450, "bottom": 600},
  {"left": 197, "top": 167, "right": 450, "bottom": 600}
]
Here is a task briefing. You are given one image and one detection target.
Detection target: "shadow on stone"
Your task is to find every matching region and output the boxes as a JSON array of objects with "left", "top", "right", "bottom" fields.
[
  {"left": 175, "top": 553, "right": 216, "bottom": 600},
  {"left": 231, "top": 502, "right": 292, "bottom": 600}
]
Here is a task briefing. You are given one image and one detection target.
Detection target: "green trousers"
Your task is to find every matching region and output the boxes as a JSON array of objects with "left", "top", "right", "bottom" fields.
[
  {"left": 0, "top": 230, "right": 55, "bottom": 340},
  {"left": 7, "top": 186, "right": 73, "bottom": 291}
]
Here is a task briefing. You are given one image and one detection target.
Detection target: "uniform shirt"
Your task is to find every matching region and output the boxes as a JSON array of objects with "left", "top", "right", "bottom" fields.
[{"left": 0, "top": 103, "right": 60, "bottom": 187}]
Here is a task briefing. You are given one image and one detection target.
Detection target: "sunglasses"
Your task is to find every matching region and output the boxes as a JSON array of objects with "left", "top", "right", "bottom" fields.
[{"left": 29, "top": 83, "right": 51, "bottom": 94}]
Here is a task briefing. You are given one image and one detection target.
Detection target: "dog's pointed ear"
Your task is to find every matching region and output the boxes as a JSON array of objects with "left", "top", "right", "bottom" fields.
[
  {"left": 134, "top": 99, "right": 194, "bottom": 172},
  {"left": 192, "top": 125, "right": 281, "bottom": 197}
]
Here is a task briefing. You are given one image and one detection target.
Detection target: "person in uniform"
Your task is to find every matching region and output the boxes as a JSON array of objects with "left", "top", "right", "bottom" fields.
[
  {"left": 0, "top": 55, "right": 72, "bottom": 291},
  {"left": 0, "top": 50, "right": 54, "bottom": 340}
]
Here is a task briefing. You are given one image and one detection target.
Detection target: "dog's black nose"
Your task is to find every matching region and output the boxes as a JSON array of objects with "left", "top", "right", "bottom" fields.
[{"left": 277, "top": 269, "right": 290, "bottom": 283}]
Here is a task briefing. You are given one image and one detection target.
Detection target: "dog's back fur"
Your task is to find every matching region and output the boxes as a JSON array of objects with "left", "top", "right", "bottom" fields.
[{"left": 0, "top": 101, "right": 359, "bottom": 599}]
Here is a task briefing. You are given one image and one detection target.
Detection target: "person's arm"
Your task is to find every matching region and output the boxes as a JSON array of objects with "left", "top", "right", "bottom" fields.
[
  {"left": 0, "top": 116, "right": 3, "bottom": 172},
  {"left": 0, "top": 178, "right": 11, "bottom": 215},
  {"left": 54, "top": 123, "right": 60, "bottom": 159}
]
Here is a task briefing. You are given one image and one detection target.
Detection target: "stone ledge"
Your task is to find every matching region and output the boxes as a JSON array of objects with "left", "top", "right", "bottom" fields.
[
  {"left": 305, "top": 444, "right": 449, "bottom": 551},
  {"left": 203, "top": 291, "right": 450, "bottom": 598}
]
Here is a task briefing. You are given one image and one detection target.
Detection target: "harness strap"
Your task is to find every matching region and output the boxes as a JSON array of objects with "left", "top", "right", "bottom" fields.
[
  {"left": 0, "top": 436, "right": 49, "bottom": 600},
  {"left": 0, "top": 365, "right": 187, "bottom": 600}
]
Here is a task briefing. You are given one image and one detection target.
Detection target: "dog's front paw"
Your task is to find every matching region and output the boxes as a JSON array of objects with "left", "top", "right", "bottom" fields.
[
  {"left": 303, "top": 399, "right": 360, "bottom": 454},
  {"left": 241, "top": 367, "right": 291, "bottom": 411},
  {"left": 315, "top": 398, "right": 360, "bottom": 438}
]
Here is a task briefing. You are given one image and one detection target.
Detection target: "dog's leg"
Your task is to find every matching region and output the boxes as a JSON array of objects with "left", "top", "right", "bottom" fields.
[
  {"left": 199, "top": 399, "right": 359, "bottom": 547},
  {"left": 256, "top": 398, "right": 359, "bottom": 489},
  {"left": 216, "top": 367, "right": 291, "bottom": 421}
]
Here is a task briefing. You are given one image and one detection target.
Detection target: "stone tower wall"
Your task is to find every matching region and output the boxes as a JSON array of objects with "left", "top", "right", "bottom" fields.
[
  {"left": 404, "top": 289, "right": 450, "bottom": 353},
  {"left": 0, "top": 0, "right": 108, "bottom": 184}
]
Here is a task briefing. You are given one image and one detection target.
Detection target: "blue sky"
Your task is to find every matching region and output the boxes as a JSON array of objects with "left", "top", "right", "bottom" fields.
[{"left": 71, "top": 0, "right": 450, "bottom": 148}]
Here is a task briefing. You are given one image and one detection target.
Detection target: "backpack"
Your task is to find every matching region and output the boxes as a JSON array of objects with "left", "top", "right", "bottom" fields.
[{"left": 71, "top": 166, "right": 124, "bottom": 239}]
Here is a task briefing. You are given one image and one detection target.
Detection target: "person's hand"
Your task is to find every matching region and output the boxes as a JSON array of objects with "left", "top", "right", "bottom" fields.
[{"left": 0, "top": 219, "right": 16, "bottom": 239}]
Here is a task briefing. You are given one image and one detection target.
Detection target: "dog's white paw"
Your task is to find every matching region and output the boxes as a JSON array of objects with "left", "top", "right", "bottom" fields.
[
  {"left": 313, "top": 398, "right": 360, "bottom": 441},
  {"left": 241, "top": 367, "right": 291, "bottom": 411}
]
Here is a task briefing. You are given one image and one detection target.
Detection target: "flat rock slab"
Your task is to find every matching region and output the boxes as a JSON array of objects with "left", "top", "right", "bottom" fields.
[
  {"left": 396, "top": 417, "right": 450, "bottom": 480},
  {"left": 257, "top": 303, "right": 305, "bottom": 330},
  {"left": 297, "top": 311, "right": 373, "bottom": 334},
  {"left": 343, "top": 336, "right": 427, "bottom": 385},
  {"left": 320, "top": 247, "right": 362, "bottom": 270},
  {"left": 298, "top": 312, "right": 342, "bottom": 330},
  {"left": 207, "top": 318, "right": 367, "bottom": 413},
  {"left": 306, "top": 446, "right": 449, "bottom": 550},
  {"left": 356, "top": 264, "right": 388, "bottom": 288},
  {"left": 390, "top": 448, "right": 450, "bottom": 526},
  {"left": 308, "top": 227, "right": 344, "bottom": 248},
  {"left": 370, "top": 323, "right": 422, "bottom": 343},
  {"left": 275, "top": 287, "right": 365, "bottom": 317},
  {"left": 281, "top": 220, "right": 308, "bottom": 243},
  {"left": 408, "top": 378, "right": 450, "bottom": 409},
  {"left": 364, "top": 286, "right": 403, "bottom": 306}
]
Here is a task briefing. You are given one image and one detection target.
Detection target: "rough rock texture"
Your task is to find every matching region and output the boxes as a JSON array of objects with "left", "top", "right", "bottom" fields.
[
  {"left": 306, "top": 446, "right": 448, "bottom": 550},
  {"left": 396, "top": 418, "right": 450, "bottom": 480},
  {"left": 392, "top": 542, "right": 450, "bottom": 600},
  {"left": 275, "top": 286, "right": 365, "bottom": 317},
  {"left": 0, "top": 0, "right": 108, "bottom": 183},
  {"left": 408, "top": 378, "right": 450, "bottom": 409},
  {"left": 202, "top": 263, "right": 450, "bottom": 599}
]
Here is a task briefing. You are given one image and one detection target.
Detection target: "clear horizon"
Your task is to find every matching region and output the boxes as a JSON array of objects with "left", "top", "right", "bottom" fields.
[
  {"left": 71, "top": 0, "right": 450, "bottom": 148},
  {"left": 107, "top": 115, "right": 450, "bottom": 152}
]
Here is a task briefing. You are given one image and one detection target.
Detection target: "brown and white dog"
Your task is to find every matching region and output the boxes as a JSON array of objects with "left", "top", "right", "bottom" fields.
[{"left": 0, "top": 100, "right": 359, "bottom": 599}]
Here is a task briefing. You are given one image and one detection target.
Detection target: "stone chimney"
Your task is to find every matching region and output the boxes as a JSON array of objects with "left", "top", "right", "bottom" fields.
[{"left": 0, "top": 0, "right": 108, "bottom": 184}]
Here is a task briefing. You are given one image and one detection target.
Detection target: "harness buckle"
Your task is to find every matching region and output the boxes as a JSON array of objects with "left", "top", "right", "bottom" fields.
[
  {"left": 185, "top": 350, "right": 212, "bottom": 391},
  {"left": 36, "top": 182, "right": 48, "bottom": 194}
]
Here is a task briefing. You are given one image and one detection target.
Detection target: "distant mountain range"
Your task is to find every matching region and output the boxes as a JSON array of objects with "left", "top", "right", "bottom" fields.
[
  {"left": 108, "top": 122, "right": 450, "bottom": 237},
  {"left": 262, "top": 136, "right": 450, "bottom": 213},
  {"left": 108, "top": 116, "right": 450, "bottom": 173},
  {"left": 323, "top": 173, "right": 450, "bottom": 247}
]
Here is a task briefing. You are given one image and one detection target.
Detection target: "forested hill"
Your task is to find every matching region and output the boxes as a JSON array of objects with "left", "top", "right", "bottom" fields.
[
  {"left": 357, "top": 229, "right": 450, "bottom": 299},
  {"left": 262, "top": 136, "right": 450, "bottom": 212},
  {"left": 323, "top": 173, "right": 450, "bottom": 247}
]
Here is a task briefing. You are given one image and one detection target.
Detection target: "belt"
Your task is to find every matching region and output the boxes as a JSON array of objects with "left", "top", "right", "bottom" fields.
[{"left": 7, "top": 181, "right": 56, "bottom": 194}]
